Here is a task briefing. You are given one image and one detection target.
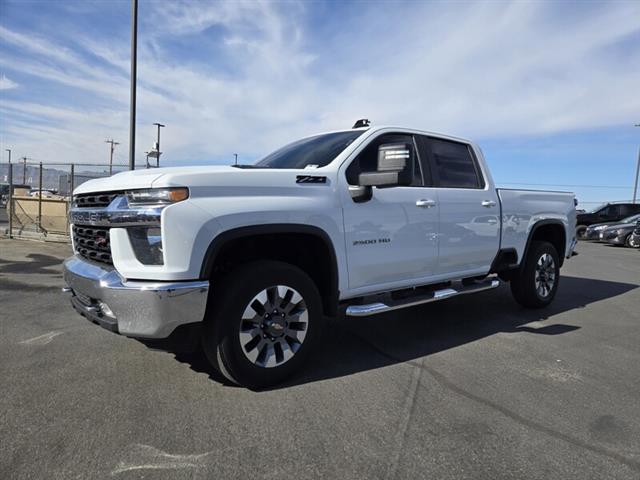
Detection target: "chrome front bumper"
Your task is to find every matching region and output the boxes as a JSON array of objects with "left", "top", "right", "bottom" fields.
[{"left": 63, "top": 256, "right": 209, "bottom": 338}]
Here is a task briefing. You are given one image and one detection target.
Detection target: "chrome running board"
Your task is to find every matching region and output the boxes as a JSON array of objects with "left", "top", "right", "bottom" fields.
[{"left": 345, "top": 279, "right": 500, "bottom": 317}]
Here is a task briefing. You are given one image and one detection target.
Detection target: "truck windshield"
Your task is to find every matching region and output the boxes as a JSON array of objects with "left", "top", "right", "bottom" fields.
[
  {"left": 587, "top": 204, "right": 607, "bottom": 213},
  {"left": 254, "top": 130, "right": 365, "bottom": 169}
]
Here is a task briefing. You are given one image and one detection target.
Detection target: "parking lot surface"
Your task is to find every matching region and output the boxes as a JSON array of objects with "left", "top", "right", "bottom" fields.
[{"left": 1, "top": 239, "right": 639, "bottom": 479}]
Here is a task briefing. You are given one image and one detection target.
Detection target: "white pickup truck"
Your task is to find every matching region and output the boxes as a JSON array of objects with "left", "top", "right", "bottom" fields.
[{"left": 63, "top": 122, "right": 577, "bottom": 388}]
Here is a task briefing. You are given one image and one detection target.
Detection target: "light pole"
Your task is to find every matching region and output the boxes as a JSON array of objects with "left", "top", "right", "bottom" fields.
[
  {"left": 634, "top": 124, "right": 640, "bottom": 204},
  {"left": 5, "top": 148, "right": 10, "bottom": 165},
  {"left": 153, "top": 123, "right": 165, "bottom": 167},
  {"left": 128, "top": 0, "right": 138, "bottom": 171},
  {"left": 105, "top": 139, "right": 119, "bottom": 175},
  {"left": 234, "top": 153, "right": 238, "bottom": 165}
]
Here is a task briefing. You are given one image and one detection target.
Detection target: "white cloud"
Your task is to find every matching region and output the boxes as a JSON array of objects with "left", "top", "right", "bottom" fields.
[
  {"left": 1, "top": 0, "right": 639, "bottom": 166},
  {"left": 0, "top": 73, "right": 18, "bottom": 90}
]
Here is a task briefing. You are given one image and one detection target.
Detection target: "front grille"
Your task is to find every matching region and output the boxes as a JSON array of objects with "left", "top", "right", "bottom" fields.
[
  {"left": 74, "top": 191, "right": 122, "bottom": 208},
  {"left": 73, "top": 225, "right": 112, "bottom": 264}
]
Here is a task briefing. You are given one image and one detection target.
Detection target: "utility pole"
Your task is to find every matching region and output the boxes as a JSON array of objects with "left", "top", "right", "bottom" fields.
[
  {"left": 634, "top": 124, "right": 640, "bottom": 203},
  {"left": 234, "top": 153, "right": 238, "bottom": 166},
  {"left": 129, "top": 0, "right": 138, "bottom": 171},
  {"left": 5, "top": 149, "right": 10, "bottom": 165},
  {"left": 153, "top": 122, "right": 165, "bottom": 167},
  {"left": 105, "top": 139, "right": 120, "bottom": 175}
]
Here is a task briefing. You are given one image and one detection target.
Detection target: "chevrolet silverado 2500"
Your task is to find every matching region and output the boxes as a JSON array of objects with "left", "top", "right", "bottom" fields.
[{"left": 63, "top": 123, "right": 577, "bottom": 388}]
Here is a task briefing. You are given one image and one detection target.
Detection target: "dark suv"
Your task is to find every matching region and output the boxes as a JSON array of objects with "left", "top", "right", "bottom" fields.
[{"left": 576, "top": 202, "right": 640, "bottom": 238}]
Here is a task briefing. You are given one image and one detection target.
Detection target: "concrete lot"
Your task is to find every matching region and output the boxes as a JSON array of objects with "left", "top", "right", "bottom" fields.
[{"left": 1, "top": 239, "right": 639, "bottom": 479}]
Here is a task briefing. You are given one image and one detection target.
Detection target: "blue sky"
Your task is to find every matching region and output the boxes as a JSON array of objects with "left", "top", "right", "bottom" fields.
[{"left": 1, "top": 0, "right": 639, "bottom": 208}]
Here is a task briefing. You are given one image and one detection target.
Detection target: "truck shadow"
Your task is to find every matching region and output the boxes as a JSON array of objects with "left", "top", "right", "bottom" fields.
[{"left": 167, "top": 275, "right": 637, "bottom": 390}]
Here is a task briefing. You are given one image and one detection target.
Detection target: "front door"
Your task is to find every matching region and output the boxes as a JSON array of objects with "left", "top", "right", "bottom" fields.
[{"left": 340, "top": 133, "right": 439, "bottom": 295}]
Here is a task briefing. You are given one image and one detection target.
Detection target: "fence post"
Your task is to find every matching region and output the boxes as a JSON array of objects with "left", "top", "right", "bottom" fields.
[
  {"left": 69, "top": 163, "right": 75, "bottom": 236},
  {"left": 8, "top": 162, "right": 13, "bottom": 239},
  {"left": 38, "top": 162, "right": 43, "bottom": 233},
  {"left": 70, "top": 163, "right": 75, "bottom": 194}
]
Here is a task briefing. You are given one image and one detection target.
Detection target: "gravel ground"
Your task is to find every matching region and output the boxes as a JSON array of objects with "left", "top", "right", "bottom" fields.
[{"left": 1, "top": 239, "right": 639, "bottom": 480}]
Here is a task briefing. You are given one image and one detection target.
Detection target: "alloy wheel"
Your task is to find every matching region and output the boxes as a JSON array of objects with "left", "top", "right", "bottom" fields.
[
  {"left": 238, "top": 285, "right": 308, "bottom": 368},
  {"left": 535, "top": 253, "right": 556, "bottom": 298}
]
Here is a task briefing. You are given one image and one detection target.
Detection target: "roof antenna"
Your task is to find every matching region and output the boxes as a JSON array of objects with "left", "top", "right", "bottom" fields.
[{"left": 352, "top": 119, "right": 371, "bottom": 129}]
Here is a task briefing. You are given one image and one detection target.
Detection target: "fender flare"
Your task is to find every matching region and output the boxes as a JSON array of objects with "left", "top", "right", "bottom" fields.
[
  {"left": 521, "top": 219, "right": 567, "bottom": 267},
  {"left": 199, "top": 223, "right": 340, "bottom": 315}
]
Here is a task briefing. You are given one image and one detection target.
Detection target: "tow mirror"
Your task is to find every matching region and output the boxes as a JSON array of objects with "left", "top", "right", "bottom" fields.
[{"left": 358, "top": 143, "right": 414, "bottom": 187}]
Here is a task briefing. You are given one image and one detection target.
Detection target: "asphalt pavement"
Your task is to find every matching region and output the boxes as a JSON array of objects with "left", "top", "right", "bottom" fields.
[{"left": 1, "top": 239, "right": 639, "bottom": 479}]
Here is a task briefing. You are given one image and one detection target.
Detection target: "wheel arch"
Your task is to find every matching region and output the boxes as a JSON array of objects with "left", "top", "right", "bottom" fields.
[
  {"left": 523, "top": 220, "right": 567, "bottom": 267},
  {"left": 200, "top": 224, "right": 340, "bottom": 316}
]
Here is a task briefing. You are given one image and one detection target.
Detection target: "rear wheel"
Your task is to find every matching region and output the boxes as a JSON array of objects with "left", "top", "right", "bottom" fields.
[
  {"left": 510, "top": 241, "right": 560, "bottom": 308},
  {"left": 202, "top": 260, "right": 325, "bottom": 389}
]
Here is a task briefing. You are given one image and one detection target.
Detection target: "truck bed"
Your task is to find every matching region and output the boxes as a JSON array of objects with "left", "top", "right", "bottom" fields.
[{"left": 497, "top": 188, "right": 576, "bottom": 261}]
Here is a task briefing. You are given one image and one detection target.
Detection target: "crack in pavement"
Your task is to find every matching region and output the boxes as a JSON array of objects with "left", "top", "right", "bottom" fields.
[
  {"left": 349, "top": 330, "right": 640, "bottom": 474},
  {"left": 385, "top": 356, "right": 423, "bottom": 480}
]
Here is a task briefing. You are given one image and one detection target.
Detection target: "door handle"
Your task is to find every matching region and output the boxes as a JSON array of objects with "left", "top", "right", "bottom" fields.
[
  {"left": 481, "top": 200, "right": 497, "bottom": 208},
  {"left": 416, "top": 199, "right": 436, "bottom": 208}
]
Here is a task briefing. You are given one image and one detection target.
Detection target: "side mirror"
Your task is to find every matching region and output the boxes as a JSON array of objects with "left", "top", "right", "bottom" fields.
[{"left": 358, "top": 142, "right": 414, "bottom": 187}]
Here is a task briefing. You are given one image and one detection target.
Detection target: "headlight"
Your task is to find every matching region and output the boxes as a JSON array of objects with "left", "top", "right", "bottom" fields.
[{"left": 126, "top": 187, "right": 189, "bottom": 207}]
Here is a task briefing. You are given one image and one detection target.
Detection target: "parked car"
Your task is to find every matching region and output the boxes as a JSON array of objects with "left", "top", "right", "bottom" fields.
[
  {"left": 29, "top": 190, "right": 56, "bottom": 198},
  {"left": 601, "top": 217, "right": 640, "bottom": 247},
  {"left": 0, "top": 183, "right": 31, "bottom": 205},
  {"left": 584, "top": 213, "right": 640, "bottom": 241},
  {"left": 576, "top": 202, "right": 640, "bottom": 238},
  {"left": 62, "top": 123, "right": 577, "bottom": 388},
  {"left": 628, "top": 221, "right": 640, "bottom": 248}
]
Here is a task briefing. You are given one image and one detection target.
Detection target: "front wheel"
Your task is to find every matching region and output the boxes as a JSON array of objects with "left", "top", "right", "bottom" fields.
[
  {"left": 626, "top": 234, "right": 640, "bottom": 248},
  {"left": 202, "top": 260, "right": 325, "bottom": 389},
  {"left": 510, "top": 241, "right": 560, "bottom": 308}
]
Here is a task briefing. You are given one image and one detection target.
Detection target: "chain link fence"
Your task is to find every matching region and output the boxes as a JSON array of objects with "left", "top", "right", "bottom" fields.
[{"left": 0, "top": 161, "right": 142, "bottom": 239}]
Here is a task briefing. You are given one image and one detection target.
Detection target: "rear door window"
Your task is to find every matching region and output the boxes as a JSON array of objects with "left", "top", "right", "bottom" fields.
[{"left": 423, "top": 137, "right": 484, "bottom": 189}]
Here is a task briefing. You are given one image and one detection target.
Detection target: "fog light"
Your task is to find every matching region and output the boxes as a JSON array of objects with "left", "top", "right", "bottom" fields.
[
  {"left": 129, "top": 227, "right": 163, "bottom": 265},
  {"left": 99, "top": 301, "right": 115, "bottom": 318}
]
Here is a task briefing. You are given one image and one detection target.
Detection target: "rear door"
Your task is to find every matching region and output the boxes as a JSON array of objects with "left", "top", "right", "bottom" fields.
[{"left": 417, "top": 135, "right": 500, "bottom": 276}]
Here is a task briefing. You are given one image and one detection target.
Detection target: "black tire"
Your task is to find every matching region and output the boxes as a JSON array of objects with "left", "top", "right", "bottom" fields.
[
  {"left": 510, "top": 241, "right": 560, "bottom": 309},
  {"left": 202, "top": 260, "right": 325, "bottom": 389},
  {"left": 576, "top": 225, "right": 588, "bottom": 239}
]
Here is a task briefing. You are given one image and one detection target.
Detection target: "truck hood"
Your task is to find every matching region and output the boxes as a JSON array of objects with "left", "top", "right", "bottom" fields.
[
  {"left": 73, "top": 168, "right": 166, "bottom": 195},
  {"left": 73, "top": 165, "right": 330, "bottom": 195}
]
